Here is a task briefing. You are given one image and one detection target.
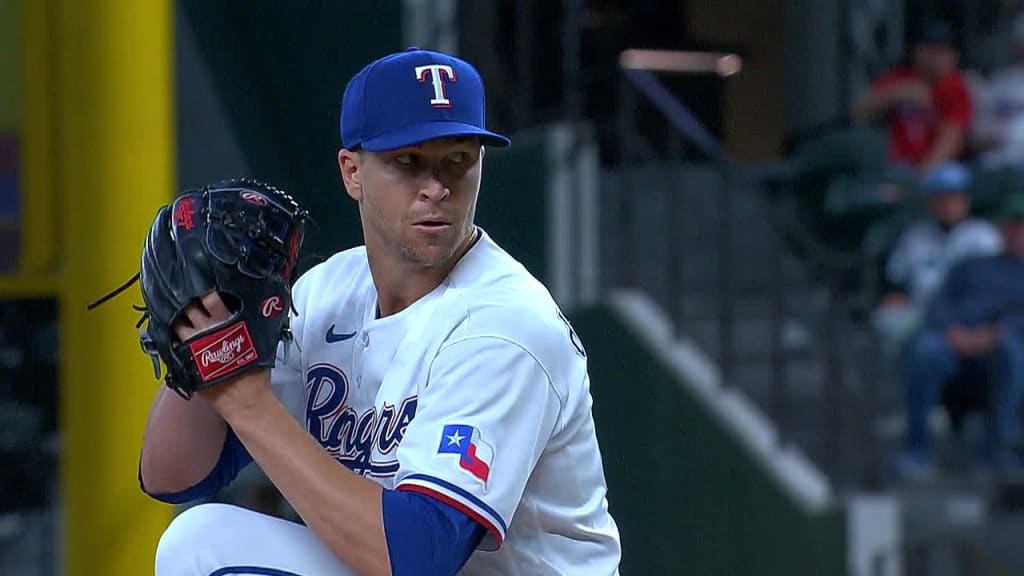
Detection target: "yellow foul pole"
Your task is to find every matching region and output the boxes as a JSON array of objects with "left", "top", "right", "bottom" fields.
[
  {"left": 19, "top": 0, "right": 57, "bottom": 281},
  {"left": 55, "top": 1, "right": 175, "bottom": 574}
]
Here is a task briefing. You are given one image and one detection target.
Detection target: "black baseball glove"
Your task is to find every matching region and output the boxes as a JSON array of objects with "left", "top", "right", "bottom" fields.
[{"left": 89, "top": 179, "right": 307, "bottom": 399}]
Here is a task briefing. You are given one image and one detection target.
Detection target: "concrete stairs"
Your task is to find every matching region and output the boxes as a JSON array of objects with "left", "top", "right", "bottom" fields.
[{"left": 598, "top": 161, "right": 1024, "bottom": 573}]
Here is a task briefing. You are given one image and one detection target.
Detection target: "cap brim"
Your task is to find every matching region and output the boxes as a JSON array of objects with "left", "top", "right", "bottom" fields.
[{"left": 359, "top": 121, "right": 511, "bottom": 151}]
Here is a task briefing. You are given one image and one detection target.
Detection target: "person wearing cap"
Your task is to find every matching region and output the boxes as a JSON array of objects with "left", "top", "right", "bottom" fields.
[
  {"left": 852, "top": 18, "right": 972, "bottom": 174},
  {"left": 873, "top": 163, "right": 999, "bottom": 420},
  {"left": 879, "top": 163, "right": 1001, "bottom": 312},
  {"left": 893, "top": 192, "right": 1024, "bottom": 480},
  {"left": 141, "top": 48, "right": 621, "bottom": 575}
]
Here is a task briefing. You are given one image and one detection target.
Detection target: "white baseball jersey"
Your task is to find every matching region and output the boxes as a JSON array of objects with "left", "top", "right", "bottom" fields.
[
  {"left": 270, "top": 228, "right": 621, "bottom": 574},
  {"left": 885, "top": 217, "right": 1002, "bottom": 308}
]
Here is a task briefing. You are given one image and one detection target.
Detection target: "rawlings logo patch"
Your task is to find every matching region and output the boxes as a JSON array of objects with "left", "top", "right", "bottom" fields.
[
  {"left": 241, "top": 191, "right": 268, "bottom": 206},
  {"left": 188, "top": 323, "right": 258, "bottom": 382},
  {"left": 261, "top": 295, "right": 284, "bottom": 318}
]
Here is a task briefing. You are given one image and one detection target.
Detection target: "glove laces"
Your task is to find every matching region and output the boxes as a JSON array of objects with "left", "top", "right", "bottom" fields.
[{"left": 86, "top": 271, "right": 149, "bottom": 328}]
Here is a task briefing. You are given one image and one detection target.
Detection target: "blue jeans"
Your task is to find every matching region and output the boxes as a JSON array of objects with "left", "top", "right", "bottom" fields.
[{"left": 903, "top": 329, "right": 1024, "bottom": 458}]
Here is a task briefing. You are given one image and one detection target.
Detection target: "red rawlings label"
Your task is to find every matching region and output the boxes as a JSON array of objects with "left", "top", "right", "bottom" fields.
[{"left": 188, "top": 322, "right": 258, "bottom": 382}]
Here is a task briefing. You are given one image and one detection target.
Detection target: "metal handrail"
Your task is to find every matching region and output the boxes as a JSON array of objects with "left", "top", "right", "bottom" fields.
[
  {"left": 616, "top": 53, "right": 736, "bottom": 378},
  {"left": 613, "top": 51, "right": 866, "bottom": 486},
  {"left": 619, "top": 67, "right": 726, "bottom": 162}
]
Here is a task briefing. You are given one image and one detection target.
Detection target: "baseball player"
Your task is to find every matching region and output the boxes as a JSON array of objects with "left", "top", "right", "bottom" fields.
[{"left": 138, "top": 47, "right": 621, "bottom": 575}]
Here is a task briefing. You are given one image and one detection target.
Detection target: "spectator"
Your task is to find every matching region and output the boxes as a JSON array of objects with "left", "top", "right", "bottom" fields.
[
  {"left": 873, "top": 162, "right": 1002, "bottom": 360},
  {"left": 893, "top": 192, "right": 1024, "bottom": 479},
  {"left": 971, "top": 12, "right": 1024, "bottom": 171},
  {"left": 852, "top": 18, "right": 972, "bottom": 174}
]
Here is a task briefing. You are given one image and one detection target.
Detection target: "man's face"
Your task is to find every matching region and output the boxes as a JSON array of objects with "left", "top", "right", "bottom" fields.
[
  {"left": 339, "top": 137, "right": 484, "bottom": 268},
  {"left": 1002, "top": 219, "right": 1024, "bottom": 259},
  {"left": 926, "top": 191, "right": 970, "bottom": 226},
  {"left": 912, "top": 44, "right": 958, "bottom": 80}
]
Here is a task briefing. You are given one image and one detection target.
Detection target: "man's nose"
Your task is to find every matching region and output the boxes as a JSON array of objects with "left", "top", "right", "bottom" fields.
[{"left": 419, "top": 175, "right": 450, "bottom": 201}]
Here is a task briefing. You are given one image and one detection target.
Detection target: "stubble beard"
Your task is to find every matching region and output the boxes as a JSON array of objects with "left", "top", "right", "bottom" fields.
[{"left": 398, "top": 219, "right": 473, "bottom": 268}]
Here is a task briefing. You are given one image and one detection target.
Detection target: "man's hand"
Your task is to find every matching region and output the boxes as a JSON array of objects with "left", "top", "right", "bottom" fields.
[
  {"left": 174, "top": 291, "right": 392, "bottom": 575},
  {"left": 946, "top": 324, "right": 1002, "bottom": 357},
  {"left": 172, "top": 292, "right": 233, "bottom": 339},
  {"left": 853, "top": 78, "right": 932, "bottom": 123},
  {"left": 173, "top": 291, "right": 274, "bottom": 418},
  {"left": 883, "top": 79, "right": 932, "bottom": 108},
  {"left": 878, "top": 292, "right": 910, "bottom": 310}
]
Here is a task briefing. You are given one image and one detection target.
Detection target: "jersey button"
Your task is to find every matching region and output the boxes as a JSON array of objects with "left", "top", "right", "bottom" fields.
[{"left": 360, "top": 332, "right": 369, "bottom": 347}]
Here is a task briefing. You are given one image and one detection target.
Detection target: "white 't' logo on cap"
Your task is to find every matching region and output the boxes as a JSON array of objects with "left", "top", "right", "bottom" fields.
[{"left": 415, "top": 64, "right": 457, "bottom": 108}]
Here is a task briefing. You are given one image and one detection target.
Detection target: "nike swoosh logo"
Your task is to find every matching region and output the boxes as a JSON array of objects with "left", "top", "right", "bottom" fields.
[{"left": 325, "top": 324, "right": 357, "bottom": 343}]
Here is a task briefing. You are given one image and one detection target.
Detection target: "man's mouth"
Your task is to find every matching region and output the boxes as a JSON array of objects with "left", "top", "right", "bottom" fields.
[{"left": 413, "top": 219, "right": 451, "bottom": 230}]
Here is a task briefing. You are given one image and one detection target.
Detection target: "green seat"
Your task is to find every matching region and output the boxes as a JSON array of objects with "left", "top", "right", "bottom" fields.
[
  {"left": 969, "top": 166, "right": 1024, "bottom": 218},
  {"left": 787, "top": 125, "right": 914, "bottom": 260}
]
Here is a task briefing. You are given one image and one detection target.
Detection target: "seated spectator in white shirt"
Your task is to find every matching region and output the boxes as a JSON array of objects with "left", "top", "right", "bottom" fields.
[{"left": 873, "top": 162, "right": 1002, "bottom": 358}]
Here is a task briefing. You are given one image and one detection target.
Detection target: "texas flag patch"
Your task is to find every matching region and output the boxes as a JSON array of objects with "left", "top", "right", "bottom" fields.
[{"left": 437, "top": 424, "right": 493, "bottom": 484}]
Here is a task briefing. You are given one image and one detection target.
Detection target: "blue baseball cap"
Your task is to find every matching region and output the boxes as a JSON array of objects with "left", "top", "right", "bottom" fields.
[
  {"left": 921, "top": 162, "right": 971, "bottom": 195},
  {"left": 340, "top": 47, "right": 511, "bottom": 152}
]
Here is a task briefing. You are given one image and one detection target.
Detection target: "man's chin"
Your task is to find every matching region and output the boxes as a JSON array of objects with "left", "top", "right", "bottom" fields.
[{"left": 401, "top": 243, "right": 458, "bottom": 268}]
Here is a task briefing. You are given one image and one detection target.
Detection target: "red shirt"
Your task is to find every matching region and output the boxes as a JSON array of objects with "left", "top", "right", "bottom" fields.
[{"left": 873, "top": 67, "right": 972, "bottom": 164}]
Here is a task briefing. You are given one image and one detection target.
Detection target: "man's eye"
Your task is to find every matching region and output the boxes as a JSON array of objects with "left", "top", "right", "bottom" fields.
[
  {"left": 448, "top": 151, "right": 468, "bottom": 164},
  {"left": 395, "top": 153, "right": 416, "bottom": 165}
]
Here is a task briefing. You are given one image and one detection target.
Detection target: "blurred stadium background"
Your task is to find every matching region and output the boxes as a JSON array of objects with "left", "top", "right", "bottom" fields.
[{"left": 5, "top": 0, "right": 1024, "bottom": 574}]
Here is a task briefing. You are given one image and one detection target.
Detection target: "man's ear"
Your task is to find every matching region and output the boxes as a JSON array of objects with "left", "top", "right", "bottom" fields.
[{"left": 338, "top": 148, "right": 362, "bottom": 201}]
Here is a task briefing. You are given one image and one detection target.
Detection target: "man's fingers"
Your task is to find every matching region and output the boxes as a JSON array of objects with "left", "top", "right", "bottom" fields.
[
  {"left": 172, "top": 319, "right": 194, "bottom": 342},
  {"left": 182, "top": 292, "right": 232, "bottom": 323},
  {"left": 172, "top": 294, "right": 231, "bottom": 343},
  {"left": 201, "top": 291, "right": 232, "bottom": 322},
  {"left": 184, "top": 305, "right": 210, "bottom": 329}
]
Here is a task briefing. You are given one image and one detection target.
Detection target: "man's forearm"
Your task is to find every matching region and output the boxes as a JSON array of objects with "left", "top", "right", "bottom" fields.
[
  {"left": 919, "top": 123, "right": 965, "bottom": 172},
  {"left": 140, "top": 387, "right": 228, "bottom": 494},
  {"left": 218, "top": 379, "right": 392, "bottom": 576}
]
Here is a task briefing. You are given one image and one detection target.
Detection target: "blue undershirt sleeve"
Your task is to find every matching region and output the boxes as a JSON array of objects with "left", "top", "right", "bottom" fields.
[
  {"left": 382, "top": 488, "right": 487, "bottom": 575},
  {"left": 140, "top": 426, "right": 254, "bottom": 504}
]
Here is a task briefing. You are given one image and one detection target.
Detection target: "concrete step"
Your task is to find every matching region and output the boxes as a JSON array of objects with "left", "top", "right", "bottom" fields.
[
  {"left": 727, "top": 358, "right": 827, "bottom": 401},
  {"left": 892, "top": 479, "right": 1024, "bottom": 574},
  {"left": 679, "top": 315, "right": 820, "bottom": 363}
]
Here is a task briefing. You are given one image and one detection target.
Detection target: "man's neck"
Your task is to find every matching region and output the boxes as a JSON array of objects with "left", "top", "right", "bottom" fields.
[
  {"left": 370, "top": 260, "right": 448, "bottom": 317},
  {"left": 367, "top": 229, "right": 478, "bottom": 317}
]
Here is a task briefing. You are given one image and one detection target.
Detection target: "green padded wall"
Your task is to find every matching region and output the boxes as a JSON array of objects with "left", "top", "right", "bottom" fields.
[
  {"left": 181, "top": 0, "right": 403, "bottom": 265},
  {"left": 570, "top": 304, "right": 847, "bottom": 575},
  {"left": 474, "top": 134, "right": 548, "bottom": 282}
]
